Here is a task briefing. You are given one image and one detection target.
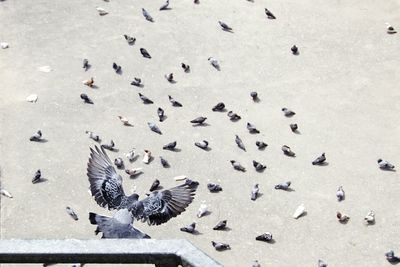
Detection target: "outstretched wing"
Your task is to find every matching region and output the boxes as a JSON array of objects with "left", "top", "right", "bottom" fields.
[
  {"left": 87, "top": 146, "right": 127, "bottom": 210},
  {"left": 131, "top": 183, "right": 196, "bottom": 225}
]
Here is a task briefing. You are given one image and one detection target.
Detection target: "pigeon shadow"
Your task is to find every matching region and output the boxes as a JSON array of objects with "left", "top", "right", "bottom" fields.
[
  {"left": 199, "top": 211, "right": 212, "bottom": 217},
  {"left": 132, "top": 83, "right": 144, "bottom": 88},
  {"left": 284, "top": 154, "right": 296, "bottom": 157},
  {"left": 284, "top": 114, "right": 295, "bottom": 118},
  {"left": 256, "top": 239, "right": 276, "bottom": 244},
  {"left": 292, "top": 130, "right": 301, "bottom": 135},
  {"left": 116, "top": 164, "right": 125, "bottom": 170},
  {"left": 213, "top": 108, "right": 227, "bottom": 112},
  {"left": 255, "top": 168, "right": 266, "bottom": 173},
  {"left": 252, "top": 98, "right": 260, "bottom": 103},
  {"left": 128, "top": 155, "right": 140, "bottom": 163},
  {"left": 106, "top": 148, "right": 119, "bottom": 153},
  {"left": 159, "top": 115, "right": 167, "bottom": 122},
  {"left": 249, "top": 131, "right": 260, "bottom": 135},
  {"left": 128, "top": 172, "right": 144, "bottom": 180},
  {"left": 34, "top": 139, "right": 49, "bottom": 143},
  {"left": 252, "top": 192, "right": 264, "bottom": 200},
  {"left": 295, "top": 211, "right": 307, "bottom": 219},
  {"left": 167, "top": 80, "right": 177, "bottom": 84},
  {"left": 202, "top": 147, "right": 212, "bottom": 152},
  {"left": 380, "top": 168, "right": 396, "bottom": 172},
  {"left": 171, "top": 148, "right": 182, "bottom": 152},
  {"left": 33, "top": 178, "right": 48, "bottom": 184},
  {"left": 339, "top": 220, "right": 350, "bottom": 225},
  {"left": 116, "top": 70, "right": 123, "bottom": 75},
  {"left": 223, "top": 29, "right": 234, "bottom": 33},
  {"left": 192, "top": 123, "right": 210, "bottom": 127},
  {"left": 389, "top": 261, "right": 400, "bottom": 265},
  {"left": 292, "top": 51, "right": 300, "bottom": 56},
  {"left": 286, "top": 188, "right": 296, "bottom": 192},
  {"left": 313, "top": 162, "right": 329, "bottom": 166}
]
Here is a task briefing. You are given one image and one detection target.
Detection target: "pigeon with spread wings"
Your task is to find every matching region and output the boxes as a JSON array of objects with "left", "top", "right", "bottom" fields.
[{"left": 87, "top": 146, "right": 197, "bottom": 225}]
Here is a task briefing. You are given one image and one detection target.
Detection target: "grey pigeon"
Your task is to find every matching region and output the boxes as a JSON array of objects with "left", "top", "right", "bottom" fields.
[
  {"left": 290, "top": 123, "right": 298, "bottom": 132},
  {"left": 112, "top": 62, "right": 121, "bottom": 74},
  {"left": 181, "top": 63, "right": 190, "bottom": 73},
  {"left": 282, "top": 145, "right": 295, "bottom": 156},
  {"left": 253, "top": 160, "right": 266, "bottom": 171},
  {"left": 274, "top": 181, "right": 291, "bottom": 190},
  {"left": 218, "top": 21, "right": 232, "bottom": 32},
  {"left": 86, "top": 131, "right": 100, "bottom": 142},
  {"left": 101, "top": 140, "right": 115, "bottom": 151},
  {"left": 194, "top": 0, "right": 199, "bottom": 3},
  {"left": 180, "top": 222, "right": 196, "bottom": 234},
  {"left": 282, "top": 107, "right": 295, "bottom": 117},
  {"left": 163, "top": 141, "right": 177, "bottom": 150},
  {"left": 252, "top": 260, "right": 261, "bottom": 267},
  {"left": 207, "top": 183, "right": 222, "bottom": 192},
  {"left": 87, "top": 146, "right": 197, "bottom": 225},
  {"left": 142, "top": 8, "right": 154, "bottom": 22},
  {"left": 251, "top": 184, "right": 259, "bottom": 201},
  {"left": 157, "top": 107, "right": 165, "bottom": 122},
  {"left": 139, "top": 93, "right": 153, "bottom": 104},
  {"left": 377, "top": 159, "right": 395, "bottom": 170},
  {"left": 190, "top": 116, "right": 207, "bottom": 124},
  {"left": 235, "top": 135, "right": 246, "bottom": 151},
  {"left": 123, "top": 34, "right": 136, "bottom": 45},
  {"left": 66, "top": 206, "right": 79, "bottom": 221},
  {"left": 80, "top": 93, "right": 93, "bottom": 104},
  {"left": 148, "top": 122, "right": 162, "bottom": 134},
  {"left": 159, "top": 0, "right": 170, "bottom": 11},
  {"left": 165, "top": 73, "right": 174, "bottom": 83},
  {"left": 185, "top": 179, "right": 199, "bottom": 188},
  {"left": 131, "top": 77, "right": 142, "bottom": 87},
  {"left": 195, "top": 140, "right": 209, "bottom": 150},
  {"left": 256, "top": 141, "right": 268, "bottom": 150},
  {"left": 230, "top": 160, "right": 246, "bottom": 171},
  {"left": 208, "top": 57, "right": 220, "bottom": 70},
  {"left": 312, "top": 153, "right": 326, "bottom": 165},
  {"left": 29, "top": 130, "right": 42, "bottom": 141},
  {"left": 89, "top": 209, "right": 150, "bottom": 239},
  {"left": 250, "top": 91, "right": 258, "bottom": 101},
  {"left": 336, "top": 186, "right": 345, "bottom": 201},
  {"left": 168, "top": 95, "right": 182, "bottom": 107},
  {"left": 212, "top": 241, "right": 230, "bottom": 251},
  {"left": 227, "top": 111, "right": 241, "bottom": 121},
  {"left": 265, "top": 8, "right": 276, "bottom": 19},
  {"left": 291, "top": 45, "right": 299, "bottom": 55},
  {"left": 247, "top": 122, "right": 260, "bottom": 133},
  {"left": 318, "top": 259, "right": 328, "bottom": 267},
  {"left": 114, "top": 158, "right": 124, "bottom": 169},
  {"left": 386, "top": 250, "right": 400, "bottom": 263},
  {"left": 160, "top": 156, "right": 169, "bottom": 168},
  {"left": 140, "top": 48, "right": 151, "bottom": 58},
  {"left": 149, "top": 179, "right": 160, "bottom": 192},
  {"left": 255, "top": 232, "right": 273, "bottom": 242},
  {"left": 83, "top": 59, "right": 90, "bottom": 71},
  {"left": 212, "top": 102, "right": 225, "bottom": 111},
  {"left": 213, "top": 220, "right": 227, "bottom": 230},
  {"left": 32, "top": 169, "right": 42, "bottom": 184}
]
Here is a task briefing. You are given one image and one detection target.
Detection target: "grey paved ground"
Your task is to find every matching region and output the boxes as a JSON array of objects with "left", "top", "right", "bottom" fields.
[{"left": 0, "top": 0, "right": 400, "bottom": 266}]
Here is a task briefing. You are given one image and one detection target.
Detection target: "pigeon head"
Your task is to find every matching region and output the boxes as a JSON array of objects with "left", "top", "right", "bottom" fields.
[{"left": 377, "top": 159, "right": 382, "bottom": 163}]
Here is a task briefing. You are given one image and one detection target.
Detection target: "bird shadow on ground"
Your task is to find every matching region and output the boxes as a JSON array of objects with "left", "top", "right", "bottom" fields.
[
  {"left": 201, "top": 147, "right": 212, "bottom": 152},
  {"left": 90, "top": 85, "right": 99, "bottom": 89},
  {"left": 380, "top": 168, "right": 396, "bottom": 172},
  {"left": 256, "top": 239, "right": 276, "bottom": 244},
  {"left": 128, "top": 155, "right": 140, "bottom": 163},
  {"left": 292, "top": 130, "right": 301, "bottom": 135},
  {"left": 167, "top": 80, "right": 177, "bottom": 84},
  {"left": 252, "top": 98, "right": 260, "bottom": 103},
  {"left": 128, "top": 172, "right": 144, "bottom": 180},
  {"left": 314, "top": 162, "right": 329, "bottom": 166},
  {"left": 132, "top": 84, "right": 144, "bottom": 88},
  {"left": 116, "top": 164, "right": 125, "bottom": 170},
  {"left": 200, "top": 211, "right": 212, "bottom": 217},
  {"left": 106, "top": 148, "right": 119, "bottom": 153},
  {"left": 34, "top": 178, "right": 48, "bottom": 184},
  {"left": 159, "top": 116, "right": 167, "bottom": 122},
  {"left": 255, "top": 169, "right": 265, "bottom": 173},
  {"left": 192, "top": 123, "right": 210, "bottom": 127},
  {"left": 296, "top": 211, "right": 307, "bottom": 219},
  {"left": 169, "top": 148, "right": 182, "bottom": 152},
  {"left": 34, "top": 139, "right": 48, "bottom": 143},
  {"left": 124, "top": 124, "right": 134, "bottom": 127},
  {"left": 249, "top": 131, "right": 260, "bottom": 135}
]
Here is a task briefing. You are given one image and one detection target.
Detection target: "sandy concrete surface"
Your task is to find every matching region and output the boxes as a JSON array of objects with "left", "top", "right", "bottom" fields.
[{"left": 1, "top": 0, "right": 400, "bottom": 266}]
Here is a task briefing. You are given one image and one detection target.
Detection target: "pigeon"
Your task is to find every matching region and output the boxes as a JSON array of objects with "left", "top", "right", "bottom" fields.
[
  {"left": 293, "top": 204, "right": 306, "bottom": 219},
  {"left": 139, "top": 93, "right": 154, "bottom": 104},
  {"left": 96, "top": 7, "right": 108, "bottom": 16},
  {"left": 212, "top": 241, "right": 230, "bottom": 251},
  {"left": 364, "top": 210, "right": 375, "bottom": 225},
  {"left": 185, "top": 179, "right": 199, "bottom": 188},
  {"left": 318, "top": 259, "right": 328, "bottom": 267},
  {"left": 89, "top": 209, "right": 150, "bottom": 239},
  {"left": 230, "top": 160, "right": 246, "bottom": 172},
  {"left": 386, "top": 250, "right": 400, "bottom": 263},
  {"left": 208, "top": 57, "right": 220, "bottom": 70},
  {"left": 247, "top": 122, "right": 260, "bottom": 133},
  {"left": 207, "top": 183, "right": 222, "bottom": 192},
  {"left": 148, "top": 122, "right": 162, "bottom": 134},
  {"left": 252, "top": 260, "right": 261, "bottom": 267},
  {"left": 157, "top": 107, "right": 165, "bottom": 122},
  {"left": 101, "top": 140, "right": 115, "bottom": 151},
  {"left": 218, "top": 21, "right": 233, "bottom": 32},
  {"left": 227, "top": 111, "right": 241, "bottom": 121},
  {"left": 165, "top": 73, "right": 174, "bottom": 83},
  {"left": 123, "top": 35, "right": 136, "bottom": 45},
  {"left": 140, "top": 48, "right": 151, "bottom": 58},
  {"left": 130, "top": 78, "right": 142, "bottom": 87},
  {"left": 291, "top": 45, "right": 299, "bottom": 55},
  {"left": 112, "top": 62, "right": 121, "bottom": 74},
  {"left": 160, "top": 156, "right": 169, "bottom": 168},
  {"left": 142, "top": 8, "right": 154, "bottom": 22},
  {"left": 142, "top": 150, "right": 152, "bottom": 164},
  {"left": 180, "top": 222, "right": 196, "bottom": 234},
  {"left": 264, "top": 8, "right": 276, "bottom": 19},
  {"left": 251, "top": 184, "right": 259, "bottom": 201},
  {"left": 190, "top": 116, "right": 207, "bottom": 124},
  {"left": 281, "top": 145, "right": 295, "bottom": 156},
  {"left": 195, "top": 140, "right": 209, "bottom": 150},
  {"left": 256, "top": 141, "right": 268, "bottom": 150},
  {"left": 282, "top": 107, "right": 295, "bottom": 117},
  {"left": 197, "top": 203, "right": 208, "bottom": 217},
  {"left": 80, "top": 93, "right": 93, "bottom": 104},
  {"left": 336, "top": 186, "right": 345, "bottom": 201},
  {"left": 163, "top": 141, "right": 177, "bottom": 150},
  {"left": 255, "top": 232, "right": 273, "bottom": 242},
  {"left": 117, "top": 116, "right": 132, "bottom": 126},
  {"left": 235, "top": 135, "right": 246, "bottom": 151},
  {"left": 181, "top": 63, "right": 190, "bottom": 73},
  {"left": 0, "top": 188, "right": 13, "bottom": 198},
  {"left": 212, "top": 102, "right": 225, "bottom": 111},
  {"left": 29, "top": 130, "right": 42, "bottom": 141},
  {"left": 253, "top": 160, "right": 266, "bottom": 171},
  {"left": 83, "top": 59, "right": 90, "bottom": 71},
  {"left": 274, "top": 181, "right": 291, "bottom": 190},
  {"left": 66, "top": 206, "right": 79, "bottom": 221},
  {"left": 82, "top": 77, "right": 94, "bottom": 87},
  {"left": 87, "top": 146, "right": 197, "bottom": 225},
  {"left": 312, "top": 153, "right": 326, "bottom": 165},
  {"left": 114, "top": 158, "right": 124, "bottom": 169},
  {"left": 336, "top": 212, "right": 350, "bottom": 223},
  {"left": 386, "top": 23, "right": 397, "bottom": 34},
  {"left": 250, "top": 91, "right": 258, "bottom": 101},
  {"left": 149, "top": 179, "right": 160, "bottom": 192},
  {"left": 32, "top": 169, "right": 42, "bottom": 184},
  {"left": 159, "top": 0, "right": 170, "bottom": 11},
  {"left": 86, "top": 131, "right": 100, "bottom": 142},
  {"left": 290, "top": 123, "right": 298, "bottom": 132},
  {"left": 125, "top": 149, "right": 136, "bottom": 162},
  {"left": 125, "top": 168, "right": 142, "bottom": 177},
  {"left": 377, "top": 159, "right": 395, "bottom": 170},
  {"left": 194, "top": 0, "right": 200, "bottom": 4},
  {"left": 168, "top": 95, "right": 182, "bottom": 107},
  {"left": 213, "top": 220, "right": 227, "bottom": 230}
]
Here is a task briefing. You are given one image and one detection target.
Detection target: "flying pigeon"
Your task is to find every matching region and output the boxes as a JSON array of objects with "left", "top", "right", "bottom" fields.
[
  {"left": 253, "top": 160, "right": 266, "bottom": 171},
  {"left": 140, "top": 48, "right": 151, "bottom": 58},
  {"left": 247, "top": 122, "right": 260, "bottom": 133},
  {"left": 32, "top": 169, "right": 42, "bottom": 184},
  {"left": 131, "top": 78, "right": 142, "bottom": 87},
  {"left": 256, "top": 141, "right": 268, "bottom": 150},
  {"left": 264, "top": 8, "right": 276, "bottom": 19},
  {"left": 195, "top": 140, "right": 209, "bottom": 150},
  {"left": 168, "top": 95, "right": 182, "bottom": 107},
  {"left": 83, "top": 59, "right": 90, "bottom": 71},
  {"left": 181, "top": 63, "right": 190, "bottom": 73},
  {"left": 336, "top": 186, "right": 345, "bottom": 201},
  {"left": 148, "top": 122, "right": 162, "bottom": 134},
  {"left": 213, "top": 220, "right": 227, "bottom": 230},
  {"left": 377, "top": 159, "right": 395, "bottom": 170},
  {"left": 282, "top": 108, "right": 295, "bottom": 117},
  {"left": 159, "top": 0, "right": 170, "bottom": 11},
  {"left": 227, "top": 111, "right": 241, "bottom": 121},
  {"left": 160, "top": 156, "right": 169, "bottom": 168},
  {"left": 29, "top": 130, "right": 42, "bottom": 142},
  {"left": 86, "top": 131, "right": 100, "bottom": 142},
  {"left": 212, "top": 241, "right": 230, "bottom": 251},
  {"left": 142, "top": 8, "right": 154, "bottom": 22},
  {"left": 112, "top": 63, "right": 121, "bottom": 74},
  {"left": 255, "top": 232, "right": 273, "bottom": 242},
  {"left": 139, "top": 93, "right": 154, "bottom": 104},
  {"left": 230, "top": 160, "right": 246, "bottom": 172},
  {"left": 235, "top": 135, "right": 246, "bottom": 151},
  {"left": 89, "top": 209, "right": 150, "bottom": 239},
  {"left": 80, "top": 93, "right": 93, "bottom": 104},
  {"left": 87, "top": 146, "right": 197, "bottom": 225},
  {"left": 212, "top": 102, "right": 225, "bottom": 111},
  {"left": 251, "top": 184, "right": 259, "bottom": 201},
  {"left": 66, "top": 206, "right": 79, "bottom": 221},
  {"left": 281, "top": 145, "right": 295, "bottom": 156},
  {"left": 291, "top": 45, "right": 299, "bottom": 55},
  {"left": 312, "top": 153, "right": 326, "bottom": 165},
  {"left": 218, "top": 21, "right": 233, "bottom": 32},
  {"left": 190, "top": 116, "right": 207, "bottom": 125},
  {"left": 208, "top": 57, "right": 220, "bottom": 70},
  {"left": 163, "top": 141, "right": 177, "bottom": 150},
  {"left": 149, "top": 179, "right": 160, "bottom": 192},
  {"left": 157, "top": 107, "right": 165, "bottom": 122},
  {"left": 274, "top": 181, "right": 291, "bottom": 190},
  {"left": 123, "top": 34, "right": 136, "bottom": 45},
  {"left": 180, "top": 222, "right": 196, "bottom": 234},
  {"left": 207, "top": 183, "right": 222, "bottom": 192}
]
